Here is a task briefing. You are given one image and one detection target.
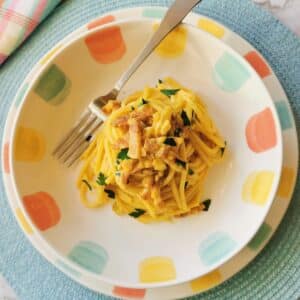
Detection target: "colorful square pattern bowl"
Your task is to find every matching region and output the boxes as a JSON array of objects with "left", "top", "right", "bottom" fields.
[{"left": 9, "top": 19, "right": 283, "bottom": 288}]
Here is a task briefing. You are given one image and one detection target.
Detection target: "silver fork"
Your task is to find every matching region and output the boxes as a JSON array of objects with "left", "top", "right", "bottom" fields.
[{"left": 53, "top": 0, "right": 201, "bottom": 167}]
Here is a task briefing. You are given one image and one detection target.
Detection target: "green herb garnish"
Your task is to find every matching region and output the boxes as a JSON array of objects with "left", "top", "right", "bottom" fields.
[
  {"left": 188, "top": 168, "right": 194, "bottom": 175},
  {"left": 174, "top": 128, "right": 181, "bottom": 137},
  {"left": 181, "top": 110, "right": 191, "bottom": 126},
  {"left": 221, "top": 141, "right": 227, "bottom": 156},
  {"left": 117, "top": 148, "right": 130, "bottom": 160},
  {"left": 160, "top": 89, "right": 180, "bottom": 97},
  {"left": 202, "top": 199, "right": 211, "bottom": 211},
  {"left": 139, "top": 98, "right": 148, "bottom": 106},
  {"left": 129, "top": 208, "right": 146, "bottom": 218},
  {"left": 158, "top": 79, "right": 163, "bottom": 84},
  {"left": 104, "top": 189, "right": 115, "bottom": 199},
  {"left": 85, "top": 135, "right": 92, "bottom": 142},
  {"left": 96, "top": 172, "right": 107, "bottom": 186},
  {"left": 115, "top": 171, "right": 121, "bottom": 177},
  {"left": 164, "top": 137, "right": 177, "bottom": 147},
  {"left": 82, "top": 180, "right": 92, "bottom": 191},
  {"left": 175, "top": 159, "right": 186, "bottom": 168}
]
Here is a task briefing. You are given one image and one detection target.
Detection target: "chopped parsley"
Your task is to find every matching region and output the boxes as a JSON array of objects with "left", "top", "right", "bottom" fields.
[
  {"left": 174, "top": 128, "right": 181, "bottom": 137},
  {"left": 160, "top": 89, "right": 180, "bottom": 97},
  {"left": 221, "top": 141, "right": 227, "bottom": 156},
  {"left": 115, "top": 171, "right": 121, "bottom": 177},
  {"left": 188, "top": 168, "right": 194, "bottom": 175},
  {"left": 139, "top": 98, "right": 148, "bottom": 106},
  {"left": 104, "top": 189, "right": 115, "bottom": 199},
  {"left": 85, "top": 135, "right": 92, "bottom": 142},
  {"left": 175, "top": 159, "right": 186, "bottom": 168},
  {"left": 82, "top": 179, "right": 92, "bottom": 191},
  {"left": 181, "top": 110, "right": 191, "bottom": 126},
  {"left": 117, "top": 148, "right": 130, "bottom": 160},
  {"left": 129, "top": 208, "right": 146, "bottom": 218},
  {"left": 202, "top": 199, "right": 211, "bottom": 211},
  {"left": 96, "top": 172, "right": 107, "bottom": 186},
  {"left": 164, "top": 137, "right": 177, "bottom": 147},
  {"left": 158, "top": 79, "right": 163, "bottom": 84}
]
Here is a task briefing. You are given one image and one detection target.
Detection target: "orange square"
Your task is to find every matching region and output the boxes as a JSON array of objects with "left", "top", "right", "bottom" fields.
[
  {"left": 113, "top": 286, "right": 146, "bottom": 299},
  {"left": 3, "top": 142, "right": 9, "bottom": 173},
  {"left": 23, "top": 192, "right": 60, "bottom": 231},
  {"left": 85, "top": 25, "right": 126, "bottom": 64},
  {"left": 87, "top": 15, "right": 115, "bottom": 30},
  {"left": 244, "top": 51, "right": 270, "bottom": 78}
]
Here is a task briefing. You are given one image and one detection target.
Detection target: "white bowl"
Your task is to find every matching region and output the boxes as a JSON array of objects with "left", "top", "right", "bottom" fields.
[{"left": 10, "top": 19, "right": 282, "bottom": 288}]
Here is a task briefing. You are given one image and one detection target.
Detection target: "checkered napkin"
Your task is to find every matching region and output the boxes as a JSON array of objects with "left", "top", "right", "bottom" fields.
[{"left": 0, "top": 0, "right": 61, "bottom": 66}]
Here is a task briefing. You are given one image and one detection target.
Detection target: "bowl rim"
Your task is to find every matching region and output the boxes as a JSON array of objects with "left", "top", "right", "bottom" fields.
[{"left": 9, "top": 17, "right": 284, "bottom": 288}]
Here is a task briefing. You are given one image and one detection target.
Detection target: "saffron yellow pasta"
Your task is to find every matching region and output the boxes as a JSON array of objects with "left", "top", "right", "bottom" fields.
[{"left": 77, "top": 78, "right": 226, "bottom": 223}]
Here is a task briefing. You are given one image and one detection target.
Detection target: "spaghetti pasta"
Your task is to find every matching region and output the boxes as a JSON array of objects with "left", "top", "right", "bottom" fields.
[{"left": 77, "top": 78, "right": 226, "bottom": 222}]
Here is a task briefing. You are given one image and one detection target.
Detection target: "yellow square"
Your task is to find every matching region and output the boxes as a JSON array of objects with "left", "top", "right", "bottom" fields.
[
  {"left": 278, "top": 167, "right": 295, "bottom": 198},
  {"left": 198, "top": 19, "right": 225, "bottom": 39},
  {"left": 16, "top": 208, "right": 33, "bottom": 234},
  {"left": 139, "top": 257, "right": 176, "bottom": 283},
  {"left": 190, "top": 270, "right": 222, "bottom": 292}
]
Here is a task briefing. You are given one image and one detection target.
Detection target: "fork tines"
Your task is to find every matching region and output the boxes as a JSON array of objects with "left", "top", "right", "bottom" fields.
[{"left": 52, "top": 110, "right": 103, "bottom": 167}]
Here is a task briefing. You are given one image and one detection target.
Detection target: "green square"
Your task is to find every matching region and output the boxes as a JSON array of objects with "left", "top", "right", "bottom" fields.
[
  {"left": 248, "top": 222, "right": 272, "bottom": 250},
  {"left": 68, "top": 241, "right": 108, "bottom": 275},
  {"left": 35, "top": 64, "right": 67, "bottom": 101},
  {"left": 275, "top": 101, "right": 292, "bottom": 130},
  {"left": 213, "top": 52, "right": 251, "bottom": 92}
]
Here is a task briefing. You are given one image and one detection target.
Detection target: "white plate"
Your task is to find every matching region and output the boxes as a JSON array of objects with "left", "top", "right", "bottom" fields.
[
  {"left": 1, "top": 7, "right": 298, "bottom": 299},
  {"left": 9, "top": 18, "right": 283, "bottom": 287}
]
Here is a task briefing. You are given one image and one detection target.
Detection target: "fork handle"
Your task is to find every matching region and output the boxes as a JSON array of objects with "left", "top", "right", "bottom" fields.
[{"left": 114, "top": 0, "right": 202, "bottom": 92}]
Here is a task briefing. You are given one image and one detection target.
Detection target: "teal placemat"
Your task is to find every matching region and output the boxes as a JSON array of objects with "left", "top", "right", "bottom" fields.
[{"left": 0, "top": 0, "right": 299, "bottom": 299}]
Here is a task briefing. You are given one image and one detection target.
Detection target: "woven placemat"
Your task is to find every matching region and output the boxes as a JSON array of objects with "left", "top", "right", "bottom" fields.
[{"left": 0, "top": 0, "right": 299, "bottom": 299}]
